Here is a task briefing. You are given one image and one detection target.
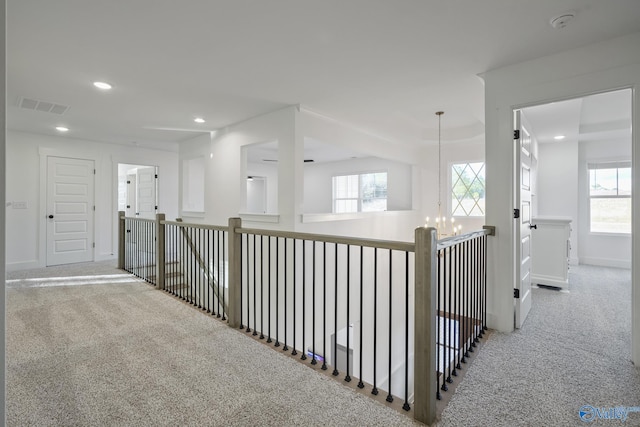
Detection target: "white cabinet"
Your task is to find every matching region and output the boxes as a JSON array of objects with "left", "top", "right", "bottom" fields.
[{"left": 531, "top": 217, "right": 571, "bottom": 290}]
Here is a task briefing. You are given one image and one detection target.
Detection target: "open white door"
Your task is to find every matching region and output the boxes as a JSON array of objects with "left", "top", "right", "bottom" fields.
[
  {"left": 46, "top": 156, "right": 95, "bottom": 266},
  {"left": 514, "top": 111, "right": 533, "bottom": 328},
  {"left": 136, "top": 167, "right": 157, "bottom": 219},
  {"left": 126, "top": 173, "right": 136, "bottom": 218}
]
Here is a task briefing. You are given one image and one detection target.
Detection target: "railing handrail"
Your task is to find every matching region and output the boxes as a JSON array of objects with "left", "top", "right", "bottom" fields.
[
  {"left": 162, "top": 219, "right": 229, "bottom": 232},
  {"left": 237, "top": 227, "right": 416, "bottom": 252},
  {"left": 436, "top": 226, "right": 495, "bottom": 250},
  {"left": 121, "top": 215, "right": 156, "bottom": 224}
]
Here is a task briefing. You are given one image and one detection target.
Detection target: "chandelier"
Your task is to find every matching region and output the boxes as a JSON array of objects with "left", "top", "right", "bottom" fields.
[{"left": 424, "top": 111, "right": 462, "bottom": 238}]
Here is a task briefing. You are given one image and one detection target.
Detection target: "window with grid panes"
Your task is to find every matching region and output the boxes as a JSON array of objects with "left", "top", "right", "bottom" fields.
[
  {"left": 451, "top": 162, "right": 485, "bottom": 217},
  {"left": 333, "top": 172, "right": 387, "bottom": 213},
  {"left": 589, "top": 162, "right": 631, "bottom": 234}
]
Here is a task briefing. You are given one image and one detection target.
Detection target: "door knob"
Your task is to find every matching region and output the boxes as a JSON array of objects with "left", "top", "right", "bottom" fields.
[
  {"left": 48, "top": 215, "right": 54, "bottom": 219},
  {"left": 529, "top": 224, "right": 537, "bottom": 229}
]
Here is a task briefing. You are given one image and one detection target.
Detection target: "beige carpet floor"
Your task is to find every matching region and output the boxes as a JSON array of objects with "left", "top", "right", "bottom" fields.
[{"left": 6, "top": 261, "right": 419, "bottom": 427}]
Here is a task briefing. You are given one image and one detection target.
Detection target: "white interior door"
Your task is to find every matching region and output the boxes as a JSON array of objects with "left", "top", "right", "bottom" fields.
[
  {"left": 515, "top": 111, "right": 533, "bottom": 328},
  {"left": 46, "top": 156, "right": 95, "bottom": 266},
  {"left": 136, "top": 167, "right": 157, "bottom": 219}
]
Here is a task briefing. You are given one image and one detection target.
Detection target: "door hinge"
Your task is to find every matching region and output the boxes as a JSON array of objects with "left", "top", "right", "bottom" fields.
[
  {"left": 93, "top": 206, "right": 96, "bottom": 211},
  {"left": 155, "top": 174, "right": 158, "bottom": 179},
  {"left": 514, "top": 288, "right": 520, "bottom": 299},
  {"left": 155, "top": 206, "right": 158, "bottom": 210},
  {"left": 513, "top": 208, "right": 520, "bottom": 219},
  {"left": 92, "top": 242, "right": 95, "bottom": 248},
  {"left": 514, "top": 129, "right": 520, "bottom": 140}
]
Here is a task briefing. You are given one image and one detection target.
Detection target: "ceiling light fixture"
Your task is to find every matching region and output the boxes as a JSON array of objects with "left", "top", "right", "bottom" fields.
[
  {"left": 93, "top": 81, "right": 112, "bottom": 90},
  {"left": 194, "top": 117, "right": 205, "bottom": 124},
  {"left": 55, "top": 126, "right": 69, "bottom": 132},
  {"left": 425, "top": 111, "right": 461, "bottom": 237},
  {"left": 554, "top": 135, "right": 566, "bottom": 140}
]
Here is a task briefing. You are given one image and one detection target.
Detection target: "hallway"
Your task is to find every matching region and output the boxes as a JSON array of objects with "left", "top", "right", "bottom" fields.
[
  {"left": 6, "top": 261, "right": 418, "bottom": 426},
  {"left": 437, "top": 265, "right": 640, "bottom": 426},
  {"left": 6, "top": 262, "right": 639, "bottom": 426}
]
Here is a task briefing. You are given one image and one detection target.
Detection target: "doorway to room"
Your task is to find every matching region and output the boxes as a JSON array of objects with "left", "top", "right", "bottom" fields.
[
  {"left": 46, "top": 156, "right": 96, "bottom": 266},
  {"left": 118, "top": 164, "right": 159, "bottom": 219},
  {"left": 513, "top": 88, "right": 633, "bottom": 328}
]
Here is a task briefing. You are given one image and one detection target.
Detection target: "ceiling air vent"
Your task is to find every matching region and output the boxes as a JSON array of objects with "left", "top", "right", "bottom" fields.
[{"left": 18, "top": 97, "right": 69, "bottom": 115}]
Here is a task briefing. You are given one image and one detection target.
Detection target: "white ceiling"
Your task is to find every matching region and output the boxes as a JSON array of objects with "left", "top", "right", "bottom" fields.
[
  {"left": 6, "top": 1, "right": 640, "bottom": 150},
  {"left": 522, "top": 89, "right": 632, "bottom": 146}
]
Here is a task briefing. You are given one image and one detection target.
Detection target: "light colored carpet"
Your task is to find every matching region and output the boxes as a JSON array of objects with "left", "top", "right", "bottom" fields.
[
  {"left": 6, "top": 261, "right": 419, "bottom": 427},
  {"left": 436, "top": 265, "right": 640, "bottom": 427}
]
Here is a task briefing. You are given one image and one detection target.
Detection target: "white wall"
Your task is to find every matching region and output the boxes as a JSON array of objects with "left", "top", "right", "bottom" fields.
[
  {"left": 5, "top": 130, "right": 179, "bottom": 270},
  {"left": 303, "top": 156, "right": 413, "bottom": 214},
  {"left": 419, "top": 137, "right": 486, "bottom": 234},
  {"left": 578, "top": 139, "right": 632, "bottom": 268},
  {"left": 179, "top": 107, "right": 296, "bottom": 228},
  {"left": 483, "top": 31, "right": 640, "bottom": 364},
  {"left": 537, "top": 141, "right": 579, "bottom": 264},
  {"left": 296, "top": 109, "right": 422, "bottom": 242}
]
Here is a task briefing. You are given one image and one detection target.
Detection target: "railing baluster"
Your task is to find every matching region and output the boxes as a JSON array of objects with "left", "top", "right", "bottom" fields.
[
  {"left": 345, "top": 245, "right": 351, "bottom": 383},
  {"left": 358, "top": 246, "right": 364, "bottom": 388},
  {"left": 283, "top": 238, "right": 289, "bottom": 352},
  {"left": 447, "top": 246, "right": 453, "bottom": 385},
  {"left": 386, "top": 249, "right": 393, "bottom": 402},
  {"left": 322, "top": 242, "right": 327, "bottom": 370},
  {"left": 332, "top": 243, "right": 338, "bottom": 376},
  {"left": 372, "top": 248, "right": 378, "bottom": 396},
  {"left": 292, "top": 239, "right": 297, "bottom": 356},
  {"left": 403, "top": 251, "right": 410, "bottom": 411},
  {"left": 311, "top": 241, "right": 317, "bottom": 365},
  {"left": 253, "top": 234, "right": 258, "bottom": 336},
  {"left": 275, "top": 237, "right": 280, "bottom": 348},
  {"left": 301, "top": 240, "right": 307, "bottom": 360},
  {"left": 436, "top": 247, "right": 442, "bottom": 400},
  {"left": 260, "top": 236, "right": 265, "bottom": 339}
]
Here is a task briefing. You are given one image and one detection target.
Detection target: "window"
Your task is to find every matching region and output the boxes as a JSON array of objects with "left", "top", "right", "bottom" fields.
[
  {"left": 451, "top": 162, "right": 485, "bottom": 217},
  {"left": 333, "top": 172, "right": 387, "bottom": 213},
  {"left": 589, "top": 162, "right": 631, "bottom": 234}
]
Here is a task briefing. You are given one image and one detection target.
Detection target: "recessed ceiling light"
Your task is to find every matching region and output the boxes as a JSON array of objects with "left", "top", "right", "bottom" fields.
[
  {"left": 554, "top": 135, "right": 566, "bottom": 140},
  {"left": 194, "top": 117, "right": 205, "bottom": 124},
  {"left": 93, "top": 81, "right": 112, "bottom": 90},
  {"left": 55, "top": 126, "right": 69, "bottom": 132}
]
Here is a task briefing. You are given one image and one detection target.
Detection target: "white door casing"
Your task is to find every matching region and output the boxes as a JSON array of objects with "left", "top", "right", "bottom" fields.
[
  {"left": 514, "top": 111, "right": 533, "bottom": 328},
  {"left": 46, "top": 156, "right": 95, "bottom": 266}
]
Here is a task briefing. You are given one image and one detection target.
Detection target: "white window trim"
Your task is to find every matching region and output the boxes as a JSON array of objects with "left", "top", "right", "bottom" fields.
[
  {"left": 332, "top": 170, "right": 388, "bottom": 213},
  {"left": 588, "top": 160, "right": 631, "bottom": 235},
  {"left": 449, "top": 160, "right": 486, "bottom": 218}
]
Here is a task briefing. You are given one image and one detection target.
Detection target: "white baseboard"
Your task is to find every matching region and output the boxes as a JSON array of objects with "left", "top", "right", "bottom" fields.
[
  {"left": 579, "top": 257, "right": 631, "bottom": 269},
  {"left": 6, "top": 260, "right": 44, "bottom": 272}
]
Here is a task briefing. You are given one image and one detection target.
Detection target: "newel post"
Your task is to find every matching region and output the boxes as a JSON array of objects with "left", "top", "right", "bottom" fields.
[
  {"left": 156, "top": 213, "right": 166, "bottom": 290},
  {"left": 228, "top": 217, "right": 243, "bottom": 328},
  {"left": 414, "top": 226, "right": 437, "bottom": 425},
  {"left": 118, "top": 211, "right": 125, "bottom": 269}
]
